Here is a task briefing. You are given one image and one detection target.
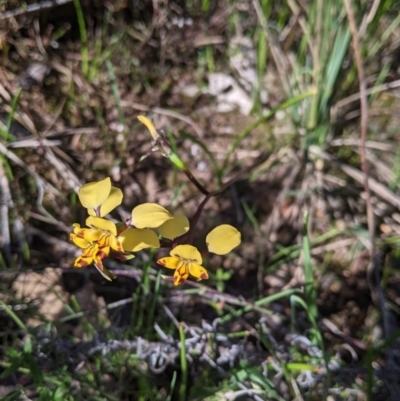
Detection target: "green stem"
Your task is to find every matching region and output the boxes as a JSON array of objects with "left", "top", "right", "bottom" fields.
[{"left": 72, "top": 0, "right": 88, "bottom": 77}]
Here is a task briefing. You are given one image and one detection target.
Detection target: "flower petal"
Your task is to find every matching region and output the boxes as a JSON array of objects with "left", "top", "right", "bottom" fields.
[
  {"left": 109, "top": 236, "right": 124, "bottom": 253},
  {"left": 157, "top": 256, "right": 181, "bottom": 270},
  {"left": 189, "top": 263, "right": 209, "bottom": 281},
  {"left": 78, "top": 177, "right": 111, "bottom": 210},
  {"left": 170, "top": 244, "right": 202, "bottom": 264},
  {"left": 99, "top": 187, "right": 123, "bottom": 216},
  {"left": 119, "top": 228, "right": 160, "bottom": 252},
  {"left": 86, "top": 216, "right": 117, "bottom": 236},
  {"left": 206, "top": 224, "right": 241, "bottom": 255},
  {"left": 73, "top": 226, "right": 103, "bottom": 242},
  {"left": 174, "top": 265, "right": 189, "bottom": 286},
  {"left": 96, "top": 246, "right": 111, "bottom": 260},
  {"left": 70, "top": 233, "right": 90, "bottom": 249},
  {"left": 74, "top": 257, "right": 90, "bottom": 268},
  {"left": 138, "top": 115, "right": 159, "bottom": 140},
  {"left": 98, "top": 235, "right": 110, "bottom": 248},
  {"left": 93, "top": 246, "right": 111, "bottom": 263},
  {"left": 158, "top": 215, "right": 189, "bottom": 240},
  {"left": 131, "top": 203, "right": 173, "bottom": 229}
]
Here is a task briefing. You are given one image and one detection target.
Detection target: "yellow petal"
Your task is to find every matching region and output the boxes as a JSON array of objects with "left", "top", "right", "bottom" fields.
[
  {"left": 109, "top": 236, "right": 124, "bottom": 253},
  {"left": 96, "top": 246, "right": 111, "bottom": 260},
  {"left": 157, "top": 256, "right": 181, "bottom": 270},
  {"left": 119, "top": 228, "right": 160, "bottom": 252},
  {"left": 189, "top": 263, "right": 209, "bottom": 281},
  {"left": 206, "top": 224, "right": 241, "bottom": 255},
  {"left": 86, "top": 216, "right": 117, "bottom": 236},
  {"left": 174, "top": 266, "right": 189, "bottom": 286},
  {"left": 99, "top": 187, "right": 123, "bottom": 216},
  {"left": 138, "top": 115, "right": 159, "bottom": 140},
  {"left": 82, "top": 244, "right": 96, "bottom": 258},
  {"left": 78, "top": 177, "right": 111, "bottom": 210},
  {"left": 73, "top": 226, "right": 103, "bottom": 242},
  {"left": 158, "top": 215, "right": 189, "bottom": 240},
  {"left": 131, "top": 203, "right": 173, "bottom": 229},
  {"left": 74, "top": 255, "right": 93, "bottom": 267},
  {"left": 170, "top": 244, "right": 202, "bottom": 264},
  {"left": 70, "top": 233, "right": 90, "bottom": 249},
  {"left": 98, "top": 235, "right": 110, "bottom": 248}
]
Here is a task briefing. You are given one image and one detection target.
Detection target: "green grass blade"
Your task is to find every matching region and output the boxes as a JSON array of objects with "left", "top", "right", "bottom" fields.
[
  {"left": 0, "top": 300, "right": 27, "bottom": 333},
  {"left": 302, "top": 212, "right": 318, "bottom": 322},
  {"left": 106, "top": 60, "right": 126, "bottom": 149},
  {"left": 72, "top": 0, "right": 88, "bottom": 77},
  {"left": 178, "top": 324, "right": 188, "bottom": 401}
]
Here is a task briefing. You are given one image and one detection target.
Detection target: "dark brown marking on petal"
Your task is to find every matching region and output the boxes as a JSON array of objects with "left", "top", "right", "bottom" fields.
[
  {"left": 200, "top": 273, "right": 208, "bottom": 280},
  {"left": 76, "top": 259, "right": 88, "bottom": 268},
  {"left": 97, "top": 250, "right": 108, "bottom": 259},
  {"left": 157, "top": 259, "right": 166, "bottom": 266}
]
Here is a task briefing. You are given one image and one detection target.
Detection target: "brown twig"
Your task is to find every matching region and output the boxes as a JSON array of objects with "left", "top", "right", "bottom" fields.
[
  {"left": 343, "top": 0, "right": 383, "bottom": 311},
  {"left": 0, "top": 0, "right": 72, "bottom": 20}
]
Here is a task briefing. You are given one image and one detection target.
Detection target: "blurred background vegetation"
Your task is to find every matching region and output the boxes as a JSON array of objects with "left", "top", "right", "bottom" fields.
[{"left": 1, "top": 0, "right": 400, "bottom": 400}]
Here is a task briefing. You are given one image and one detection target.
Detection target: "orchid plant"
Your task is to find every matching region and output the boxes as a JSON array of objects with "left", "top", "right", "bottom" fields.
[{"left": 70, "top": 116, "right": 241, "bottom": 285}]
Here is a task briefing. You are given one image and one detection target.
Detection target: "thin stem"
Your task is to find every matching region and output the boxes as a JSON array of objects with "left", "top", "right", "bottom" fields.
[
  {"left": 183, "top": 170, "right": 209, "bottom": 196},
  {"left": 185, "top": 194, "right": 211, "bottom": 244}
]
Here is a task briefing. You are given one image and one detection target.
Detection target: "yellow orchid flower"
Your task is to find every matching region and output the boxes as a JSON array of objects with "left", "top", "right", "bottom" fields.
[
  {"left": 84, "top": 216, "right": 124, "bottom": 252},
  {"left": 157, "top": 224, "right": 241, "bottom": 286},
  {"left": 71, "top": 213, "right": 162, "bottom": 279},
  {"left": 157, "top": 245, "right": 208, "bottom": 286},
  {"left": 78, "top": 177, "right": 123, "bottom": 217},
  {"left": 70, "top": 230, "right": 114, "bottom": 279},
  {"left": 70, "top": 217, "right": 125, "bottom": 280}
]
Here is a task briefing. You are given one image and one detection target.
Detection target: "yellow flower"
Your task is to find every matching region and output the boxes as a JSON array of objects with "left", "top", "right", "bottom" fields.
[
  {"left": 78, "top": 177, "right": 123, "bottom": 217},
  {"left": 71, "top": 214, "right": 161, "bottom": 279},
  {"left": 157, "top": 224, "right": 241, "bottom": 286},
  {"left": 157, "top": 245, "right": 208, "bottom": 286},
  {"left": 70, "top": 216, "right": 125, "bottom": 280}
]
